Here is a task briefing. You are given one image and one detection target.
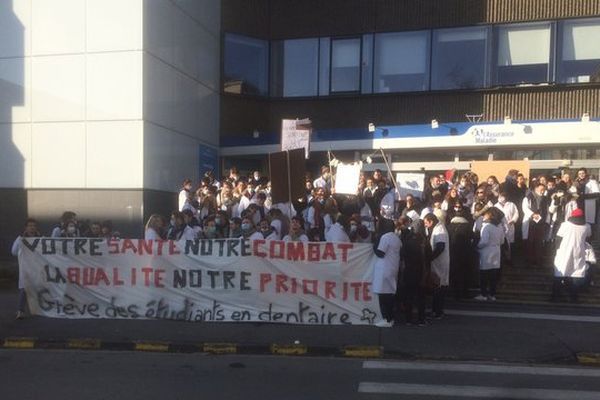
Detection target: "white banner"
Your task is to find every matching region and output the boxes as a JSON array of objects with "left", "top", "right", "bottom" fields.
[
  {"left": 395, "top": 173, "right": 425, "bottom": 198},
  {"left": 334, "top": 162, "right": 362, "bottom": 195},
  {"left": 281, "top": 119, "right": 311, "bottom": 159},
  {"left": 19, "top": 238, "right": 381, "bottom": 325}
]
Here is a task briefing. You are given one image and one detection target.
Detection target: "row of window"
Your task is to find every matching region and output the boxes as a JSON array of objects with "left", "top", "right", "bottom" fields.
[{"left": 223, "top": 17, "right": 600, "bottom": 97}]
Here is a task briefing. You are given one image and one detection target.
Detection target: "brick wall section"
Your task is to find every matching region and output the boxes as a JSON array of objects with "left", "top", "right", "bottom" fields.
[{"left": 223, "top": 0, "right": 600, "bottom": 38}]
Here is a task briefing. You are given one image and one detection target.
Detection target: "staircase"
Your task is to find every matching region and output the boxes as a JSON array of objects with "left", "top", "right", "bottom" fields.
[{"left": 496, "top": 240, "right": 600, "bottom": 305}]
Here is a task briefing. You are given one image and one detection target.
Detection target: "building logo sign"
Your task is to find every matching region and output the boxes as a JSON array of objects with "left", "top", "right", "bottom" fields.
[{"left": 471, "top": 127, "right": 516, "bottom": 144}]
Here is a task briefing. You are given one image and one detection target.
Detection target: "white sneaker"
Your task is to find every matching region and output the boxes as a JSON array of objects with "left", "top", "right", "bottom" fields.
[
  {"left": 375, "top": 320, "right": 394, "bottom": 328},
  {"left": 487, "top": 296, "right": 496, "bottom": 301},
  {"left": 474, "top": 295, "right": 487, "bottom": 301}
]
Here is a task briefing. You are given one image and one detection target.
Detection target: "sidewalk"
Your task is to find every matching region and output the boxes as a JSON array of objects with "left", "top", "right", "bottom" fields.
[{"left": 2, "top": 288, "right": 600, "bottom": 364}]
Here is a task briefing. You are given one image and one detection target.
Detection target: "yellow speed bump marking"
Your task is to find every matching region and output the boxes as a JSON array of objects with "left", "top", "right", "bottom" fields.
[
  {"left": 203, "top": 343, "right": 237, "bottom": 354},
  {"left": 134, "top": 341, "right": 170, "bottom": 352},
  {"left": 343, "top": 346, "right": 383, "bottom": 358},
  {"left": 68, "top": 339, "right": 101, "bottom": 350},
  {"left": 271, "top": 343, "right": 308, "bottom": 356},
  {"left": 577, "top": 353, "right": 600, "bottom": 365},
  {"left": 3, "top": 337, "right": 36, "bottom": 349}
]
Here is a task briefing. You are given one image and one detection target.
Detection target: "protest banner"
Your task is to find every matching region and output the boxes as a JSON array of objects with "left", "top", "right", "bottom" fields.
[
  {"left": 395, "top": 173, "right": 426, "bottom": 198},
  {"left": 334, "top": 162, "right": 362, "bottom": 195},
  {"left": 19, "top": 238, "right": 381, "bottom": 326}
]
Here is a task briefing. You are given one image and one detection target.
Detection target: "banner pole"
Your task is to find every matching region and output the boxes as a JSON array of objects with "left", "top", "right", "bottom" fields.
[{"left": 286, "top": 150, "right": 293, "bottom": 218}]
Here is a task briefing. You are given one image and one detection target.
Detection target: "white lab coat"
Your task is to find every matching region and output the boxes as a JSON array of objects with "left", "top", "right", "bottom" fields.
[
  {"left": 429, "top": 224, "right": 450, "bottom": 287},
  {"left": 372, "top": 232, "right": 402, "bottom": 294},
  {"left": 145, "top": 228, "right": 161, "bottom": 240},
  {"left": 554, "top": 221, "right": 592, "bottom": 278},
  {"left": 325, "top": 223, "right": 350, "bottom": 243},
  {"left": 283, "top": 233, "right": 309, "bottom": 242},
  {"left": 521, "top": 196, "right": 537, "bottom": 240},
  {"left": 11, "top": 236, "right": 25, "bottom": 289},
  {"left": 477, "top": 222, "right": 505, "bottom": 270},
  {"left": 494, "top": 201, "right": 519, "bottom": 243},
  {"left": 583, "top": 179, "right": 600, "bottom": 224},
  {"left": 178, "top": 189, "right": 189, "bottom": 212}
]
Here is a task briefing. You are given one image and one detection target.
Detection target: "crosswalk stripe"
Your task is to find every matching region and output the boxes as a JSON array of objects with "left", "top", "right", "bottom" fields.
[
  {"left": 446, "top": 309, "right": 600, "bottom": 323},
  {"left": 358, "top": 382, "right": 600, "bottom": 399},
  {"left": 363, "top": 360, "right": 600, "bottom": 377}
]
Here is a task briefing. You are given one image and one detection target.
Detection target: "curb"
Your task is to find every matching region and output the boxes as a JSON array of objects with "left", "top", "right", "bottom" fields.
[
  {"left": 577, "top": 353, "right": 600, "bottom": 366},
  {"left": 0, "top": 337, "right": 382, "bottom": 359}
]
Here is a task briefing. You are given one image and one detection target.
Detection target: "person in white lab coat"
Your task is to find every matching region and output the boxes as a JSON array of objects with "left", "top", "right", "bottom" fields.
[
  {"left": 325, "top": 215, "right": 350, "bottom": 243},
  {"left": 178, "top": 179, "right": 193, "bottom": 212},
  {"left": 423, "top": 213, "right": 450, "bottom": 319},
  {"left": 145, "top": 214, "right": 165, "bottom": 240},
  {"left": 474, "top": 210, "right": 506, "bottom": 301},
  {"left": 494, "top": 192, "right": 519, "bottom": 263},
  {"left": 551, "top": 208, "right": 592, "bottom": 302},
  {"left": 11, "top": 218, "right": 41, "bottom": 319},
  {"left": 241, "top": 217, "right": 263, "bottom": 241},
  {"left": 575, "top": 168, "right": 600, "bottom": 230},
  {"left": 282, "top": 216, "right": 309, "bottom": 242},
  {"left": 372, "top": 219, "right": 402, "bottom": 327}
]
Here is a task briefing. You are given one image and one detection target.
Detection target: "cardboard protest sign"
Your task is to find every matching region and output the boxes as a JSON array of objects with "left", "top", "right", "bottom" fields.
[
  {"left": 19, "top": 238, "right": 381, "bottom": 326},
  {"left": 335, "top": 162, "right": 362, "bottom": 195},
  {"left": 470, "top": 160, "right": 531, "bottom": 184},
  {"left": 395, "top": 173, "right": 426, "bottom": 198},
  {"left": 269, "top": 149, "right": 305, "bottom": 204},
  {"left": 281, "top": 119, "right": 311, "bottom": 159}
]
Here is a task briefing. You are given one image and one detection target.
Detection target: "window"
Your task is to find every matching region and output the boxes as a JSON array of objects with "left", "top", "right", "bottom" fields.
[
  {"left": 331, "top": 38, "right": 361, "bottom": 93},
  {"left": 495, "top": 23, "right": 552, "bottom": 85},
  {"left": 271, "top": 38, "right": 319, "bottom": 97},
  {"left": 558, "top": 19, "right": 600, "bottom": 83},
  {"left": 361, "top": 34, "right": 374, "bottom": 94},
  {"left": 374, "top": 31, "right": 430, "bottom": 93},
  {"left": 319, "top": 38, "right": 331, "bottom": 96},
  {"left": 223, "top": 34, "right": 269, "bottom": 96},
  {"left": 432, "top": 27, "right": 489, "bottom": 90}
]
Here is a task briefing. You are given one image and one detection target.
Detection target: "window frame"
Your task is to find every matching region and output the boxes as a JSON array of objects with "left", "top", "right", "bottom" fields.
[
  {"left": 372, "top": 29, "right": 432, "bottom": 94},
  {"left": 492, "top": 21, "right": 556, "bottom": 87},
  {"left": 556, "top": 17, "right": 600, "bottom": 84},
  {"left": 329, "top": 36, "right": 363, "bottom": 95}
]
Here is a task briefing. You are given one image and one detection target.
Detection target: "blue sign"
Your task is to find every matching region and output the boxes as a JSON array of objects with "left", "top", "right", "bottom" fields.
[{"left": 199, "top": 144, "right": 219, "bottom": 180}]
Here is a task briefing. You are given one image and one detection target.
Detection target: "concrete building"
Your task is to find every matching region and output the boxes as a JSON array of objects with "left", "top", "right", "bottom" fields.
[
  {"left": 1, "top": 0, "right": 600, "bottom": 255},
  {"left": 220, "top": 0, "right": 600, "bottom": 175},
  {"left": 0, "top": 0, "right": 220, "bottom": 254}
]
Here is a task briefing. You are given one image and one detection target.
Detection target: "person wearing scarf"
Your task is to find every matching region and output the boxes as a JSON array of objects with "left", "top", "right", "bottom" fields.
[
  {"left": 283, "top": 216, "right": 309, "bottom": 242},
  {"left": 522, "top": 183, "right": 549, "bottom": 266}
]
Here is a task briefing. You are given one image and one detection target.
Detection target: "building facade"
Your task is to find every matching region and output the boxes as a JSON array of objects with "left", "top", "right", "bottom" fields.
[
  {"left": 1, "top": 0, "right": 600, "bottom": 256},
  {"left": 220, "top": 0, "right": 600, "bottom": 173},
  {"left": 0, "top": 0, "right": 220, "bottom": 255}
]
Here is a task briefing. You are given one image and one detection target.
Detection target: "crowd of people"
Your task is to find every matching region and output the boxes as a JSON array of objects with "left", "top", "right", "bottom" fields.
[{"left": 11, "top": 165, "right": 599, "bottom": 324}]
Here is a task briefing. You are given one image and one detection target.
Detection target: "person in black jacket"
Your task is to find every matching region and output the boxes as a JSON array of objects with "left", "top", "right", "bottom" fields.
[
  {"left": 447, "top": 201, "right": 474, "bottom": 300},
  {"left": 398, "top": 216, "right": 429, "bottom": 326}
]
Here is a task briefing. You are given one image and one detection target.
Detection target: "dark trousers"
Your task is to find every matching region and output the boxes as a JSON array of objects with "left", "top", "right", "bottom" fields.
[
  {"left": 480, "top": 269, "right": 499, "bottom": 297},
  {"left": 403, "top": 285, "right": 426, "bottom": 324},
  {"left": 18, "top": 289, "right": 27, "bottom": 313},
  {"left": 552, "top": 277, "right": 585, "bottom": 302},
  {"left": 526, "top": 222, "right": 547, "bottom": 265},
  {"left": 432, "top": 286, "right": 447, "bottom": 316},
  {"left": 378, "top": 294, "right": 396, "bottom": 322}
]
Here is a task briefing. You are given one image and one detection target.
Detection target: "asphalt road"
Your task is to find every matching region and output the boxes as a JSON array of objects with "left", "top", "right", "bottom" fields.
[{"left": 2, "top": 351, "right": 600, "bottom": 400}]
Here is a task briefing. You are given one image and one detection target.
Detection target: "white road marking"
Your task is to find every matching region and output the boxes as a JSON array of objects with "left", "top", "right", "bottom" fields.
[
  {"left": 358, "top": 382, "right": 600, "bottom": 399},
  {"left": 446, "top": 309, "right": 600, "bottom": 323},
  {"left": 363, "top": 360, "right": 600, "bottom": 377}
]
